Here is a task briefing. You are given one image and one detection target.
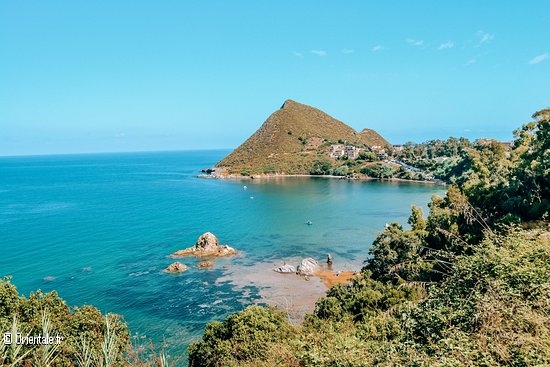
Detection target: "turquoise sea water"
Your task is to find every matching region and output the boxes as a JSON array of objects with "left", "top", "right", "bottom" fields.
[{"left": 0, "top": 150, "right": 445, "bottom": 357}]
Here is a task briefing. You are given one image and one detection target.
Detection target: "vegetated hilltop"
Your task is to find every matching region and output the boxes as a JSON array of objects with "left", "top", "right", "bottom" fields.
[{"left": 215, "top": 100, "right": 390, "bottom": 175}]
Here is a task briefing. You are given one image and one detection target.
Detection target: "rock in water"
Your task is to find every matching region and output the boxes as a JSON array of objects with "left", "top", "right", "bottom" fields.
[
  {"left": 273, "top": 264, "right": 296, "bottom": 273},
  {"left": 197, "top": 260, "right": 214, "bottom": 268},
  {"left": 170, "top": 232, "right": 237, "bottom": 258},
  {"left": 196, "top": 232, "right": 219, "bottom": 250},
  {"left": 164, "top": 262, "right": 188, "bottom": 273},
  {"left": 297, "top": 258, "right": 319, "bottom": 276}
]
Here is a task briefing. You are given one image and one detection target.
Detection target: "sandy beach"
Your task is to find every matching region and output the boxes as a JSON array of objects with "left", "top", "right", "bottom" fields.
[{"left": 315, "top": 268, "right": 356, "bottom": 288}]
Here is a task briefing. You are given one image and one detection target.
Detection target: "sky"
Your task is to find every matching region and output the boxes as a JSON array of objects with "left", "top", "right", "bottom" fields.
[{"left": 1, "top": 1, "right": 549, "bottom": 156}]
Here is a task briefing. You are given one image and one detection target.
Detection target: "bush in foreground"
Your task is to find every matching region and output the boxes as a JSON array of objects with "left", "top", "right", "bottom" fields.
[{"left": 0, "top": 278, "right": 175, "bottom": 366}]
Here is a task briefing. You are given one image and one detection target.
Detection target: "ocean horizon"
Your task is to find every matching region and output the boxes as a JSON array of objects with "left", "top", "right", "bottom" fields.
[{"left": 0, "top": 150, "right": 445, "bottom": 357}]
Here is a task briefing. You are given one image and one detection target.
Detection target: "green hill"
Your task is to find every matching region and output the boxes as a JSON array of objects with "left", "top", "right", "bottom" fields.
[{"left": 215, "top": 100, "right": 390, "bottom": 175}]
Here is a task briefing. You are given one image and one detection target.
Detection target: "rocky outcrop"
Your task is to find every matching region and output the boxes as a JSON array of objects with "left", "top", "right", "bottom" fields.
[
  {"left": 296, "top": 258, "right": 319, "bottom": 276},
  {"left": 170, "top": 232, "right": 237, "bottom": 258},
  {"left": 164, "top": 262, "right": 188, "bottom": 273},
  {"left": 273, "top": 264, "right": 296, "bottom": 273}
]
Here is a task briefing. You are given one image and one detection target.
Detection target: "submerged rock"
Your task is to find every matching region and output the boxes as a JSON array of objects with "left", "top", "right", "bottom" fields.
[
  {"left": 170, "top": 232, "right": 237, "bottom": 258},
  {"left": 297, "top": 258, "right": 319, "bottom": 276},
  {"left": 164, "top": 262, "right": 188, "bottom": 273},
  {"left": 273, "top": 264, "right": 296, "bottom": 273},
  {"left": 197, "top": 260, "right": 214, "bottom": 268}
]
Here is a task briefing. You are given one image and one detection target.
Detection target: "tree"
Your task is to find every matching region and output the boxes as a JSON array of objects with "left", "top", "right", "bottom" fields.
[
  {"left": 310, "top": 159, "right": 333, "bottom": 175},
  {"left": 358, "top": 151, "right": 377, "bottom": 162},
  {"left": 188, "top": 306, "right": 294, "bottom": 367},
  {"left": 510, "top": 108, "right": 550, "bottom": 219},
  {"left": 408, "top": 205, "right": 426, "bottom": 232},
  {"left": 364, "top": 221, "right": 430, "bottom": 282}
]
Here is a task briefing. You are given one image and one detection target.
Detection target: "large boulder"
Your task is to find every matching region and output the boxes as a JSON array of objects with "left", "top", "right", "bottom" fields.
[
  {"left": 170, "top": 232, "right": 237, "bottom": 258},
  {"left": 296, "top": 258, "right": 319, "bottom": 276},
  {"left": 196, "top": 232, "right": 219, "bottom": 250},
  {"left": 164, "top": 262, "right": 188, "bottom": 273},
  {"left": 273, "top": 264, "right": 296, "bottom": 273}
]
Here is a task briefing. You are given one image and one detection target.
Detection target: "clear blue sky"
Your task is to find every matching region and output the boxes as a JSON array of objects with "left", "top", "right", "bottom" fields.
[{"left": 1, "top": 1, "right": 549, "bottom": 156}]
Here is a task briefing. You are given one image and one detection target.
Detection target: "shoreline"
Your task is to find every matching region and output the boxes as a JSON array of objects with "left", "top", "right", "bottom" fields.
[{"left": 198, "top": 172, "right": 444, "bottom": 186}]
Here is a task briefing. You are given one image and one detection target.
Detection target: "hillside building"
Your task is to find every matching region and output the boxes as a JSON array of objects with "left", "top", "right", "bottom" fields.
[
  {"left": 329, "top": 144, "right": 345, "bottom": 158},
  {"left": 328, "top": 144, "right": 362, "bottom": 159},
  {"left": 345, "top": 145, "right": 360, "bottom": 159},
  {"left": 371, "top": 145, "right": 388, "bottom": 159}
]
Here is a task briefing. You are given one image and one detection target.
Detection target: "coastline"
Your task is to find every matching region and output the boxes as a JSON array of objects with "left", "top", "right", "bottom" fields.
[{"left": 198, "top": 171, "right": 444, "bottom": 186}]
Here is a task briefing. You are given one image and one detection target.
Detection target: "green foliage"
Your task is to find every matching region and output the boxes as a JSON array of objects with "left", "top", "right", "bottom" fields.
[
  {"left": 317, "top": 272, "right": 422, "bottom": 322},
  {"left": 364, "top": 218, "right": 433, "bottom": 283},
  {"left": 508, "top": 108, "right": 550, "bottom": 219},
  {"left": 395, "top": 109, "right": 550, "bottom": 223},
  {"left": 313, "top": 297, "right": 343, "bottom": 320},
  {"left": 0, "top": 278, "right": 130, "bottom": 366},
  {"left": 424, "top": 186, "right": 486, "bottom": 254},
  {"left": 357, "top": 151, "right": 378, "bottom": 162},
  {"left": 360, "top": 163, "right": 396, "bottom": 179},
  {"left": 408, "top": 205, "right": 427, "bottom": 231},
  {"left": 0, "top": 277, "right": 20, "bottom": 321},
  {"left": 188, "top": 306, "right": 295, "bottom": 366},
  {"left": 331, "top": 165, "right": 349, "bottom": 176},
  {"left": 310, "top": 159, "right": 333, "bottom": 175},
  {"left": 394, "top": 138, "right": 471, "bottom": 164},
  {"left": 408, "top": 230, "right": 550, "bottom": 366}
]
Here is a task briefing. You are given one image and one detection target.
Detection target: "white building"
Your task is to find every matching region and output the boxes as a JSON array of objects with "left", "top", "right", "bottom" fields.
[
  {"left": 345, "top": 145, "right": 359, "bottom": 159},
  {"left": 329, "top": 144, "right": 345, "bottom": 158}
]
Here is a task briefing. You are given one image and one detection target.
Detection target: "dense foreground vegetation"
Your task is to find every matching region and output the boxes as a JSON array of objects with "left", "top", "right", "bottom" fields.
[
  {"left": 1, "top": 108, "right": 548, "bottom": 366},
  {"left": 188, "top": 108, "right": 550, "bottom": 366},
  {"left": 0, "top": 278, "right": 174, "bottom": 366}
]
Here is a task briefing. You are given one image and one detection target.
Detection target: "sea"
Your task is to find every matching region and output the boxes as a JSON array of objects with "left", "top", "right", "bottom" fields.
[{"left": 0, "top": 150, "right": 445, "bottom": 360}]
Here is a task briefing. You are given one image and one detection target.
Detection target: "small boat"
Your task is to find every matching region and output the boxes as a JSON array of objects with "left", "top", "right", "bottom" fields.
[{"left": 306, "top": 220, "right": 313, "bottom": 225}]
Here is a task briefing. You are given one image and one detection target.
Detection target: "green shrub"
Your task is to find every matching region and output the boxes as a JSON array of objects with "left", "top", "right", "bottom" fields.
[
  {"left": 408, "top": 230, "right": 550, "bottom": 365},
  {"left": 310, "top": 159, "right": 333, "bottom": 175},
  {"left": 0, "top": 277, "right": 130, "bottom": 366},
  {"left": 188, "top": 305, "right": 295, "bottom": 367},
  {"left": 332, "top": 165, "right": 349, "bottom": 176}
]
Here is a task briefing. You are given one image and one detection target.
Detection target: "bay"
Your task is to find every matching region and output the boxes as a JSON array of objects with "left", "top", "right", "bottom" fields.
[{"left": 0, "top": 150, "right": 445, "bottom": 357}]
